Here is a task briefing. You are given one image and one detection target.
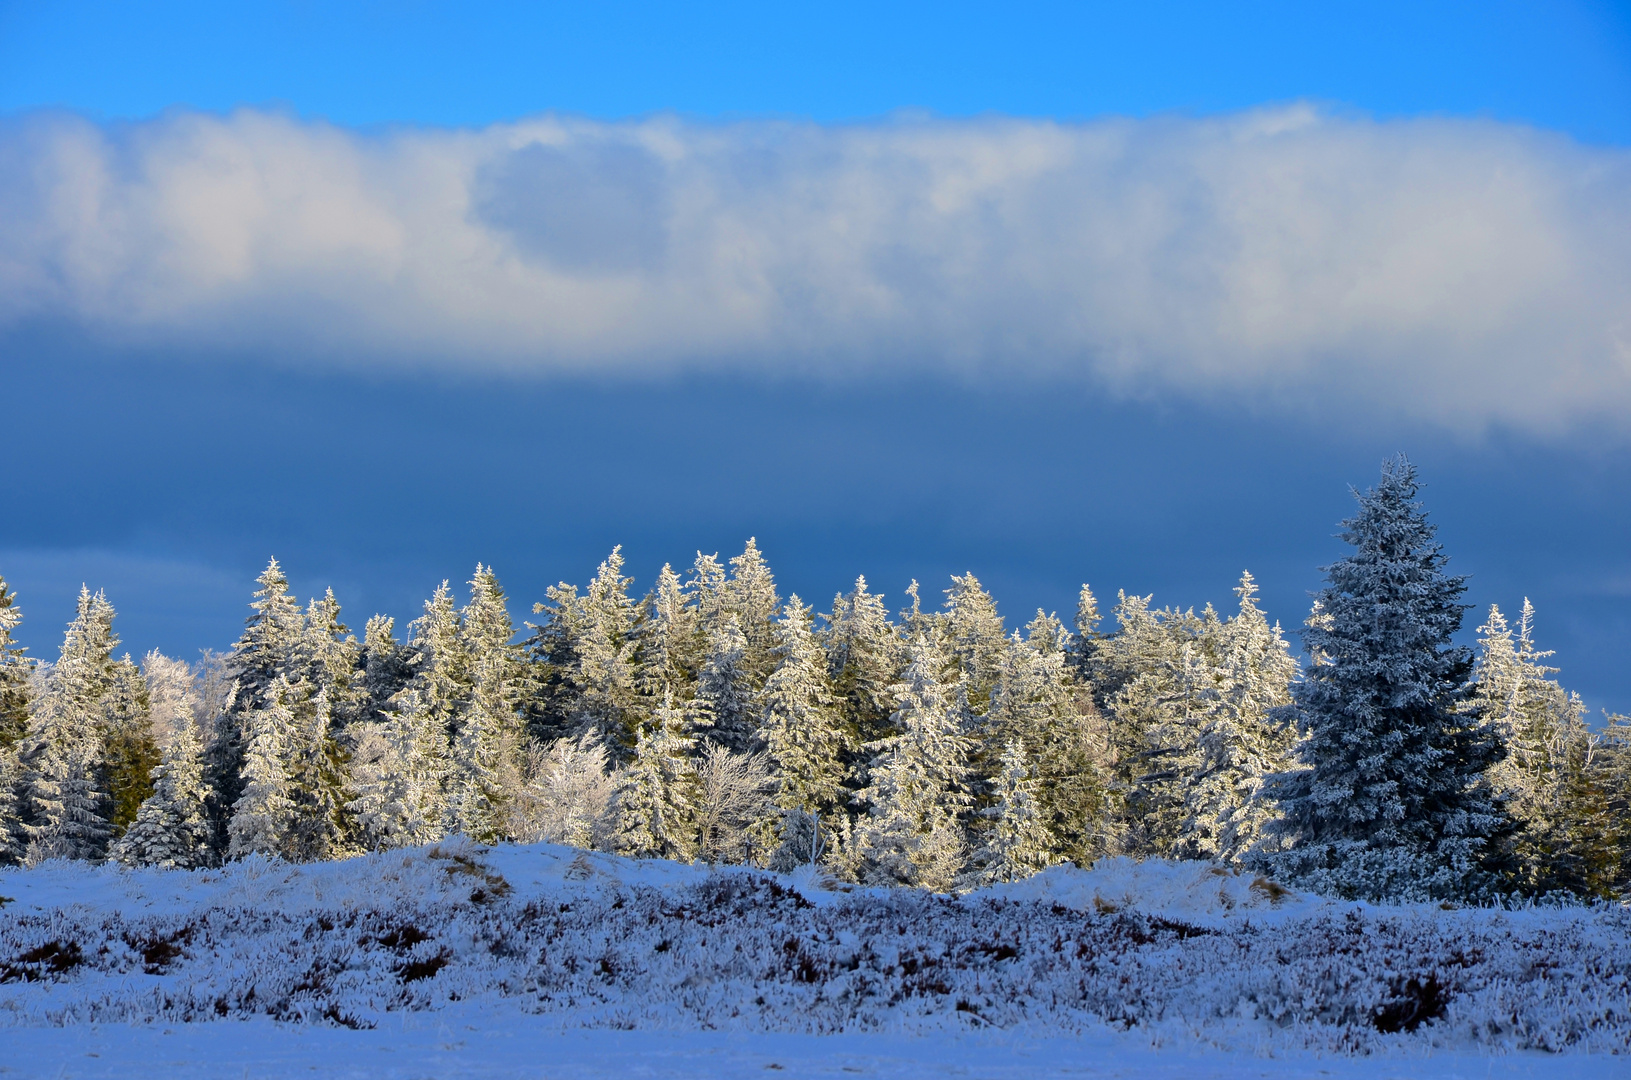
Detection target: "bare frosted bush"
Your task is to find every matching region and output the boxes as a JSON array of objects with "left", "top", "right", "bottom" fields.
[
  {"left": 694, "top": 744, "right": 774, "bottom": 866},
  {"left": 141, "top": 651, "right": 201, "bottom": 749},
  {"left": 512, "top": 738, "right": 616, "bottom": 850}
]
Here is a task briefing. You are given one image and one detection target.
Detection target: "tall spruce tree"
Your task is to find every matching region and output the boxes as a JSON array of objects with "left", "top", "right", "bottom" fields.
[
  {"left": 527, "top": 551, "right": 638, "bottom": 748},
  {"left": 1097, "top": 595, "right": 1214, "bottom": 855},
  {"left": 633, "top": 563, "right": 695, "bottom": 706},
  {"left": 447, "top": 655, "right": 512, "bottom": 842},
  {"left": 0, "top": 749, "right": 24, "bottom": 864},
  {"left": 1473, "top": 601, "right": 1616, "bottom": 897},
  {"left": 758, "top": 596, "right": 850, "bottom": 815},
  {"left": 1595, "top": 712, "right": 1631, "bottom": 893},
  {"left": 1262, "top": 457, "right": 1509, "bottom": 902},
  {"left": 940, "top": 573, "right": 1007, "bottom": 713},
  {"left": 1179, "top": 573, "right": 1299, "bottom": 865},
  {"left": 572, "top": 552, "right": 640, "bottom": 747},
  {"left": 228, "top": 674, "right": 302, "bottom": 860},
  {"left": 0, "top": 576, "right": 31, "bottom": 861},
  {"left": 297, "top": 590, "right": 362, "bottom": 720},
  {"left": 853, "top": 635, "right": 972, "bottom": 890},
  {"left": 723, "top": 539, "right": 781, "bottom": 684},
  {"left": 110, "top": 722, "right": 213, "bottom": 870},
  {"left": 0, "top": 575, "right": 31, "bottom": 751},
  {"left": 977, "top": 738, "right": 1058, "bottom": 884},
  {"left": 1069, "top": 584, "right": 1107, "bottom": 694},
  {"left": 207, "top": 559, "right": 305, "bottom": 853},
  {"left": 691, "top": 614, "right": 758, "bottom": 752},
  {"left": 984, "top": 616, "right": 1110, "bottom": 866},
  {"left": 822, "top": 576, "right": 904, "bottom": 749},
  {"left": 19, "top": 587, "right": 120, "bottom": 862},
  {"left": 287, "top": 684, "right": 351, "bottom": 862},
  {"left": 352, "top": 584, "right": 466, "bottom": 848},
  {"left": 615, "top": 691, "right": 697, "bottom": 860},
  {"left": 101, "top": 656, "right": 159, "bottom": 838},
  {"left": 448, "top": 566, "right": 527, "bottom": 840},
  {"left": 348, "top": 602, "right": 457, "bottom": 849},
  {"left": 687, "top": 551, "right": 729, "bottom": 634}
]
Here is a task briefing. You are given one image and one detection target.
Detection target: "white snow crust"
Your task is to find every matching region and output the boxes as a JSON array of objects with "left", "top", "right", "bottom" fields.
[{"left": 0, "top": 843, "right": 1627, "bottom": 1075}]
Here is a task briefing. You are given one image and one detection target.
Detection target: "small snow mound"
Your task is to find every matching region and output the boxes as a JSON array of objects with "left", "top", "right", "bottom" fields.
[{"left": 987, "top": 857, "right": 1309, "bottom": 920}]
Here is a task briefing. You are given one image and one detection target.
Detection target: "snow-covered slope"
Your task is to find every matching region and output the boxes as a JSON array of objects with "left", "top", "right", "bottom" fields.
[{"left": 1, "top": 843, "right": 1627, "bottom": 1057}]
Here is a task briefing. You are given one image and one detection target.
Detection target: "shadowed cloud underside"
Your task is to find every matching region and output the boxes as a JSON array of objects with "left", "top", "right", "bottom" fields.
[{"left": 2, "top": 106, "right": 1628, "bottom": 432}]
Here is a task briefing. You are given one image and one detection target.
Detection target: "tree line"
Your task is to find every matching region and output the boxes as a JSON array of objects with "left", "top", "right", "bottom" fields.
[{"left": 1, "top": 457, "right": 1627, "bottom": 902}]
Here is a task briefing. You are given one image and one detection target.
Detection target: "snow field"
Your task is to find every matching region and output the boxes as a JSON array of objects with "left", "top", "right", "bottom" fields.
[
  {"left": 1, "top": 843, "right": 1627, "bottom": 1061},
  {"left": 3, "top": 1022, "right": 1625, "bottom": 1079}
]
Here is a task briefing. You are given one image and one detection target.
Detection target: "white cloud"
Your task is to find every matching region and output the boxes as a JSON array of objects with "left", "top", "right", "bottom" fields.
[{"left": 1, "top": 106, "right": 1627, "bottom": 431}]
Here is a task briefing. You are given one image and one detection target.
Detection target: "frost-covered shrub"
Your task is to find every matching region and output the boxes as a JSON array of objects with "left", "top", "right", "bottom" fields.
[{"left": 1, "top": 847, "right": 1627, "bottom": 1054}]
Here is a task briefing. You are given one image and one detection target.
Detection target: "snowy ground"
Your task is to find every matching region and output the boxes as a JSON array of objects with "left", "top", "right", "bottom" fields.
[
  {"left": 2, "top": 844, "right": 1628, "bottom": 1077},
  {"left": 5, "top": 1021, "right": 1625, "bottom": 1079}
]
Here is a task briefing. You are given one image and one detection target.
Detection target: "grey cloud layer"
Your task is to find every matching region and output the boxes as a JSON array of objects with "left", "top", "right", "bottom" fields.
[{"left": 1, "top": 107, "right": 1627, "bottom": 430}]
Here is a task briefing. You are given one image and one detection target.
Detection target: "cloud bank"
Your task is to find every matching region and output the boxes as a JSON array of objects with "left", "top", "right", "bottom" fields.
[{"left": 1, "top": 106, "right": 1627, "bottom": 431}]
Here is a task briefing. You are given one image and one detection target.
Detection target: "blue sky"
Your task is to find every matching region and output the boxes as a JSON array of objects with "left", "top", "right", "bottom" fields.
[
  {"left": 1, "top": 1, "right": 1629, "bottom": 712},
  {"left": 4, "top": 2, "right": 1630, "bottom": 139}
]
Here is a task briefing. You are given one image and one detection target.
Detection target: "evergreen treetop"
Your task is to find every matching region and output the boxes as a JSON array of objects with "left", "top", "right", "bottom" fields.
[{"left": 1262, "top": 456, "right": 1508, "bottom": 902}]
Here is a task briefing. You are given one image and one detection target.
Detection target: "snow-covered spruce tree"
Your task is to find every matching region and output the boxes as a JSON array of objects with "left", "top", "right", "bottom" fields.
[
  {"left": 1596, "top": 712, "right": 1631, "bottom": 893},
  {"left": 759, "top": 596, "right": 851, "bottom": 816},
  {"left": 406, "top": 581, "right": 469, "bottom": 727},
  {"left": 722, "top": 538, "right": 781, "bottom": 685},
  {"left": 524, "top": 581, "right": 580, "bottom": 741},
  {"left": 347, "top": 608, "right": 454, "bottom": 851},
  {"left": 207, "top": 559, "right": 305, "bottom": 853},
  {"left": 615, "top": 691, "right": 698, "bottom": 861},
  {"left": 1095, "top": 595, "right": 1216, "bottom": 856},
  {"left": 447, "top": 567, "right": 527, "bottom": 841},
  {"left": 351, "top": 585, "right": 464, "bottom": 849},
  {"left": 110, "top": 721, "right": 213, "bottom": 869},
  {"left": 446, "top": 656, "right": 513, "bottom": 843},
  {"left": 1067, "top": 583, "right": 1108, "bottom": 696},
  {"left": 228, "top": 674, "right": 302, "bottom": 860},
  {"left": 0, "top": 575, "right": 31, "bottom": 860},
  {"left": 0, "top": 574, "right": 32, "bottom": 751},
  {"left": 277, "top": 592, "right": 360, "bottom": 862},
  {"left": 691, "top": 614, "right": 759, "bottom": 752},
  {"left": 0, "top": 749, "right": 24, "bottom": 864},
  {"left": 296, "top": 589, "right": 362, "bottom": 721},
  {"left": 821, "top": 576, "right": 905, "bottom": 749},
  {"left": 687, "top": 551, "right": 729, "bottom": 635},
  {"left": 983, "top": 615, "right": 1111, "bottom": 867},
  {"left": 101, "top": 655, "right": 159, "bottom": 838},
  {"left": 527, "top": 549, "right": 638, "bottom": 749},
  {"left": 358, "top": 615, "right": 414, "bottom": 726},
  {"left": 852, "top": 635, "right": 972, "bottom": 890},
  {"left": 977, "top": 739, "right": 1058, "bottom": 884},
  {"left": 1179, "top": 573, "right": 1299, "bottom": 865},
  {"left": 1260, "top": 456, "right": 1509, "bottom": 903},
  {"left": 287, "top": 685, "right": 352, "bottom": 862},
  {"left": 636, "top": 562, "right": 693, "bottom": 695},
  {"left": 571, "top": 551, "right": 641, "bottom": 748},
  {"left": 18, "top": 587, "right": 120, "bottom": 862},
  {"left": 940, "top": 573, "right": 1008, "bottom": 714},
  {"left": 1473, "top": 601, "right": 1617, "bottom": 897}
]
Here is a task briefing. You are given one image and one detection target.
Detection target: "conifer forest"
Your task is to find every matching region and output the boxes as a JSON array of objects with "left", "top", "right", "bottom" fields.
[{"left": 3, "top": 456, "right": 1626, "bottom": 905}]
